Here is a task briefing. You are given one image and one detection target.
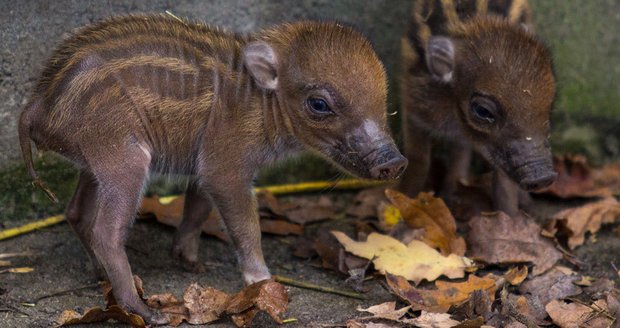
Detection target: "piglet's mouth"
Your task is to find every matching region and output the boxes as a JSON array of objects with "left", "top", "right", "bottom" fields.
[
  {"left": 366, "top": 145, "right": 408, "bottom": 180},
  {"left": 513, "top": 160, "right": 557, "bottom": 191},
  {"left": 327, "top": 144, "right": 408, "bottom": 181}
]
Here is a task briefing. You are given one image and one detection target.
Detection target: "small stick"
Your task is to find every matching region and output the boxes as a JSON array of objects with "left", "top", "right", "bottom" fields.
[
  {"left": 0, "top": 215, "right": 65, "bottom": 241},
  {"left": 282, "top": 318, "right": 298, "bottom": 324},
  {"left": 28, "top": 283, "right": 99, "bottom": 304},
  {"left": 273, "top": 275, "right": 366, "bottom": 300},
  {"left": 0, "top": 252, "right": 34, "bottom": 260}
]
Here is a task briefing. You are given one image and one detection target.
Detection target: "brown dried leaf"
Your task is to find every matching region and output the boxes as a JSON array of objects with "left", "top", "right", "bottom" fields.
[
  {"left": 504, "top": 266, "right": 528, "bottom": 286},
  {"left": 539, "top": 154, "right": 612, "bottom": 198},
  {"left": 346, "top": 187, "right": 387, "bottom": 219},
  {"left": 467, "top": 212, "right": 562, "bottom": 276},
  {"left": 182, "top": 283, "right": 230, "bottom": 325},
  {"left": 357, "top": 301, "right": 410, "bottom": 321},
  {"left": 56, "top": 305, "right": 146, "bottom": 328},
  {"left": 285, "top": 196, "right": 337, "bottom": 224},
  {"left": 140, "top": 195, "right": 302, "bottom": 241},
  {"left": 592, "top": 162, "right": 620, "bottom": 196},
  {"left": 259, "top": 219, "right": 303, "bottom": 236},
  {"left": 385, "top": 190, "right": 466, "bottom": 256},
  {"left": 403, "top": 311, "right": 461, "bottom": 327},
  {"left": 145, "top": 293, "right": 187, "bottom": 327},
  {"left": 334, "top": 232, "right": 473, "bottom": 284},
  {"left": 386, "top": 273, "right": 497, "bottom": 313},
  {"left": 545, "top": 299, "right": 614, "bottom": 328},
  {"left": 548, "top": 196, "right": 620, "bottom": 249},
  {"left": 519, "top": 266, "right": 582, "bottom": 306},
  {"left": 226, "top": 279, "right": 288, "bottom": 327}
]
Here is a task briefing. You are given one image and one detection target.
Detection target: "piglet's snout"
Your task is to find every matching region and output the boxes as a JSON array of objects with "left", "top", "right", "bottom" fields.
[{"left": 367, "top": 145, "right": 408, "bottom": 180}]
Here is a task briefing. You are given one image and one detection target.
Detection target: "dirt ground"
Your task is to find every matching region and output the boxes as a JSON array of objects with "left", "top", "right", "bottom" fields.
[{"left": 0, "top": 192, "right": 619, "bottom": 328}]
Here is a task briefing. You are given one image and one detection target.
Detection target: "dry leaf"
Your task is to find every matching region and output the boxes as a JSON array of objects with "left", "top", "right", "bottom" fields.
[
  {"left": 504, "top": 266, "right": 528, "bottom": 286},
  {"left": 547, "top": 196, "right": 620, "bottom": 249},
  {"left": 284, "top": 196, "right": 337, "bottom": 224},
  {"left": 0, "top": 260, "right": 10, "bottom": 266},
  {"left": 385, "top": 190, "right": 466, "bottom": 256},
  {"left": 357, "top": 301, "right": 410, "bottom": 321},
  {"left": 386, "top": 273, "right": 497, "bottom": 313},
  {"left": 346, "top": 321, "right": 399, "bottom": 328},
  {"left": 226, "top": 279, "right": 288, "bottom": 327},
  {"left": 140, "top": 195, "right": 302, "bottom": 241},
  {"left": 56, "top": 305, "right": 146, "bottom": 327},
  {"left": 592, "top": 162, "right": 620, "bottom": 195},
  {"left": 182, "top": 283, "right": 230, "bottom": 325},
  {"left": 403, "top": 311, "right": 461, "bottom": 327},
  {"left": 519, "top": 266, "right": 582, "bottom": 307},
  {"left": 259, "top": 219, "right": 303, "bottom": 236},
  {"left": 539, "top": 154, "right": 612, "bottom": 198},
  {"left": 333, "top": 232, "right": 473, "bottom": 283},
  {"left": 145, "top": 293, "right": 187, "bottom": 327},
  {"left": 346, "top": 187, "right": 387, "bottom": 219},
  {"left": 467, "top": 212, "right": 561, "bottom": 276},
  {"left": 545, "top": 299, "right": 614, "bottom": 328}
]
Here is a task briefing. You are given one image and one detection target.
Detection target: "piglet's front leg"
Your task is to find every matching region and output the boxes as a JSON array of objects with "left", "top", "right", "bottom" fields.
[{"left": 206, "top": 177, "right": 271, "bottom": 284}]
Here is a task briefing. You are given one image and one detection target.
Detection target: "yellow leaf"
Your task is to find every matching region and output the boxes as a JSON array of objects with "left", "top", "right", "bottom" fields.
[
  {"left": 378, "top": 203, "right": 402, "bottom": 228},
  {"left": 332, "top": 231, "right": 473, "bottom": 284}
]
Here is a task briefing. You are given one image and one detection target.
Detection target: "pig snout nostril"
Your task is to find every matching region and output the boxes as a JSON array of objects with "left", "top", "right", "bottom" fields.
[
  {"left": 370, "top": 155, "right": 408, "bottom": 180},
  {"left": 520, "top": 172, "right": 557, "bottom": 191}
]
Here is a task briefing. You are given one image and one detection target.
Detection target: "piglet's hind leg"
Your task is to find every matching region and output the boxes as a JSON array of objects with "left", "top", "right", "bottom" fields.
[
  {"left": 87, "top": 147, "right": 168, "bottom": 325},
  {"left": 172, "top": 180, "right": 214, "bottom": 272},
  {"left": 65, "top": 171, "right": 107, "bottom": 281}
]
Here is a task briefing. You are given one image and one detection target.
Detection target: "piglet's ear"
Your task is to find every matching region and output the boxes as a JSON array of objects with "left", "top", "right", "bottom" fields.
[
  {"left": 243, "top": 41, "right": 279, "bottom": 90},
  {"left": 426, "top": 36, "right": 455, "bottom": 83}
]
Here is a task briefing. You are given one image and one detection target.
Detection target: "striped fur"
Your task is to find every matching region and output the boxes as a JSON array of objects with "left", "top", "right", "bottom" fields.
[{"left": 18, "top": 15, "right": 401, "bottom": 321}]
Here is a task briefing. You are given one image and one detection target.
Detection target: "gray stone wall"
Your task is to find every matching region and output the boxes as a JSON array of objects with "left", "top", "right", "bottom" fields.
[{"left": 0, "top": 0, "right": 412, "bottom": 168}]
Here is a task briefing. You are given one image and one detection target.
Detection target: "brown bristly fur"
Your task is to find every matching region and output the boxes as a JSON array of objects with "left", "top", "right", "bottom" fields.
[
  {"left": 19, "top": 14, "right": 407, "bottom": 324},
  {"left": 399, "top": 0, "right": 556, "bottom": 216}
]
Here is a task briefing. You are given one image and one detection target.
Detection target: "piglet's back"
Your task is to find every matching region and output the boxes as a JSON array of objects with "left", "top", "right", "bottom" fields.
[{"left": 28, "top": 15, "right": 249, "bottom": 168}]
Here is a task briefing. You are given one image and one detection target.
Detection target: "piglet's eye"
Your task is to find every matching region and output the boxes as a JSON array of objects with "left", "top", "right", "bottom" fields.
[
  {"left": 307, "top": 98, "right": 333, "bottom": 115},
  {"left": 471, "top": 103, "right": 495, "bottom": 123}
]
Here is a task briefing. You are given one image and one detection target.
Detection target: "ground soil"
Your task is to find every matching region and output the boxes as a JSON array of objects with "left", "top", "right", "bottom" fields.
[{"left": 0, "top": 192, "right": 619, "bottom": 328}]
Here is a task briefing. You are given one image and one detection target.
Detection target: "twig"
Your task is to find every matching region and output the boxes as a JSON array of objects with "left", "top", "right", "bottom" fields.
[
  {"left": 282, "top": 318, "right": 298, "bottom": 324},
  {"left": 0, "top": 252, "right": 35, "bottom": 260},
  {"left": 566, "top": 297, "right": 615, "bottom": 321},
  {"left": 273, "top": 275, "right": 366, "bottom": 300},
  {"left": 27, "top": 283, "right": 99, "bottom": 304},
  {"left": 0, "top": 215, "right": 65, "bottom": 241}
]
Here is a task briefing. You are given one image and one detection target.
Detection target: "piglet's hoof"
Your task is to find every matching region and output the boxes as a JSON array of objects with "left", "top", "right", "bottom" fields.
[
  {"left": 180, "top": 258, "right": 207, "bottom": 274},
  {"left": 131, "top": 305, "right": 170, "bottom": 326},
  {"left": 171, "top": 240, "right": 206, "bottom": 273}
]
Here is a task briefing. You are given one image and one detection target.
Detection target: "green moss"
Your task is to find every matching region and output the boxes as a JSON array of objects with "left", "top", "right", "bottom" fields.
[
  {"left": 531, "top": 0, "right": 620, "bottom": 118},
  {"left": 0, "top": 156, "right": 77, "bottom": 222}
]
